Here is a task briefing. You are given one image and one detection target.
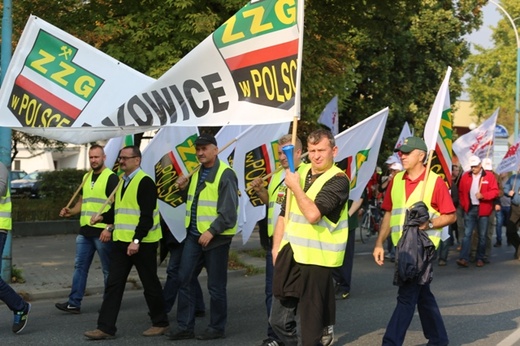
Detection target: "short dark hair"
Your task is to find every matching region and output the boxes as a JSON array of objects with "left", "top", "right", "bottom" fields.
[
  {"left": 121, "top": 145, "right": 141, "bottom": 158},
  {"left": 307, "top": 129, "right": 335, "bottom": 148},
  {"left": 89, "top": 144, "right": 105, "bottom": 153}
]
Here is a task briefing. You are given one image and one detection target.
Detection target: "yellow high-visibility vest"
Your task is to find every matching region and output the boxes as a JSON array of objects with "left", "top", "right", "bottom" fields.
[
  {"left": 185, "top": 161, "right": 237, "bottom": 236},
  {"left": 389, "top": 171, "right": 442, "bottom": 248},
  {"left": 113, "top": 170, "right": 161, "bottom": 243},
  {"left": 280, "top": 164, "right": 349, "bottom": 267},
  {"left": 79, "top": 169, "right": 114, "bottom": 229}
]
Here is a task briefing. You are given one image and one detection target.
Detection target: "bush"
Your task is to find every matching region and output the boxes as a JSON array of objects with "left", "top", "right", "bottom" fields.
[{"left": 12, "top": 169, "right": 87, "bottom": 221}]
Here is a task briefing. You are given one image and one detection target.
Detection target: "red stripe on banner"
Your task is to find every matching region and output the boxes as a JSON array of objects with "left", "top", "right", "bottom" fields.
[
  {"left": 260, "top": 144, "right": 272, "bottom": 176},
  {"left": 225, "top": 40, "right": 298, "bottom": 70},
  {"left": 15, "top": 75, "right": 82, "bottom": 119},
  {"left": 168, "top": 152, "right": 184, "bottom": 178}
]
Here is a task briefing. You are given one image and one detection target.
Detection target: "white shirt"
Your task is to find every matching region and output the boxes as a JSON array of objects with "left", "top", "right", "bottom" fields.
[{"left": 470, "top": 170, "right": 482, "bottom": 205}]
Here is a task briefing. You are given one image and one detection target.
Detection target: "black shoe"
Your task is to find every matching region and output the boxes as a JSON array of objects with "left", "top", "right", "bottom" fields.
[
  {"left": 335, "top": 291, "right": 350, "bottom": 300},
  {"left": 13, "top": 303, "right": 31, "bottom": 334},
  {"left": 196, "top": 328, "right": 225, "bottom": 340},
  {"left": 494, "top": 241, "right": 502, "bottom": 247},
  {"left": 169, "top": 329, "right": 195, "bottom": 340},
  {"left": 55, "top": 302, "right": 81, "bottom": 314},
  {"left": 195, "top": 310, "right": 206, "bottom": 318}
]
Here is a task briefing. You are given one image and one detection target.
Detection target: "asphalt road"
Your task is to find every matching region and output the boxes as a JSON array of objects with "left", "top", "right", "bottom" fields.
[{"left": 2, "top": 236, "right": 520, "bottom": 345}]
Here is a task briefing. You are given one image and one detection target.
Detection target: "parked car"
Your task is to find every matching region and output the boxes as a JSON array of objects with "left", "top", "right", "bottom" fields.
[
  {"left": 10, "top": 171, "right": 43, "bottom": 198},
  {"left": 10, "top": 170, "right": 27, "bottom": 182}
]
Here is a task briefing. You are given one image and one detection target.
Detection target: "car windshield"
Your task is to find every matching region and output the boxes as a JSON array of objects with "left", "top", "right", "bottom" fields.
[{"left": 21, "top": 172, "right": 40, "bottom": 180}]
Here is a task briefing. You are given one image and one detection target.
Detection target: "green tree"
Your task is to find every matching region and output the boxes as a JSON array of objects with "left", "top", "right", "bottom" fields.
[{"left": 465, "top": 0, "right": 520, "bottom": 135}]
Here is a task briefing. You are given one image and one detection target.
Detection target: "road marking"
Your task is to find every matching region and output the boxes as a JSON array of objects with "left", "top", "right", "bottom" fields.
[{"left": 497, "top": 327, "right": 520, "bottom": 346}]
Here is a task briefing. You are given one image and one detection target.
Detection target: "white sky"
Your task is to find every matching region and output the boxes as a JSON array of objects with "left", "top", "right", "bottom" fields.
[{"left": 465, "top": 3, "right": 502, "bottom": 50}]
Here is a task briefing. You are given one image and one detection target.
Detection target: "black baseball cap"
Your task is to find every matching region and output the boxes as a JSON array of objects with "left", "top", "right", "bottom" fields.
[{"left": 195, "top": 134, "right": 217, "bottom": 146}]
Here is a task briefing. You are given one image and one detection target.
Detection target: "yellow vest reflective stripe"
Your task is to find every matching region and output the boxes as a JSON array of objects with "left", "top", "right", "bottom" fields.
[
  {"left": 185, "top": 161, "right": 238, "bottom": 236},
  {"left": 267, "top": 169, "right": 286, "bottom": 237},
  {"left": 0, "top": 189, "right": 12, "bottom": 230},
  {"left": 390, "top": 171, "right": 442, "bottom": 248},
  {"left": 280, "top": 164, "right": 349, "bottom": 267},
  {"left": 79, "top": 169, "right": 114, "bottom": 229},
  {"left": 113, "top": 170, "right": 161, "bottom": 243}
]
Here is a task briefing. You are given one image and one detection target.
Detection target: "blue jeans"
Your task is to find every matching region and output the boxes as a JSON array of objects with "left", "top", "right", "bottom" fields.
[
  {"left": 69, "top": 234, "right": 111, "bottom": 307},
  {"left": 265, "top": 244, "right": 282, "bottom": 341},
  {"left": 176, "top": 233, "right": 230, "bottom": 333},
  {"left": 163, "top": 241, "right": 205, "bottom": 314},
  {"left": 496, "top": 206, "right": 510, "bottom": 243},
  {"left": 460, "top": 206, "right": 488, "bottom": 262},
  {"left": 383, "top": 282, "right": 448, "bottom": 346},
  {"left": 0, "top": 232, "right": 26, "bottom": 312}
]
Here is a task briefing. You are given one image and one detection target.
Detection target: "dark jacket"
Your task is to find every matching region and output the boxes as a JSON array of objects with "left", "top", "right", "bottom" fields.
[{"left": 394, "top": 202, "right": 435, "bottom": 286}]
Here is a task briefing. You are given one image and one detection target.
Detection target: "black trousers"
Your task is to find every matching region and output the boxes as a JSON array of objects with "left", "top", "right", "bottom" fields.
[
  {"left": 97, "top": 241, "right": 169, "bottom": 335},
  {"left": 507, "top": 204, "right": 520, "bottom": 252}
]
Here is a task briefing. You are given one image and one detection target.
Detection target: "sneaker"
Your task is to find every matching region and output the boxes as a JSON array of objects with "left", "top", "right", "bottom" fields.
[
  {"left": 321, "top": 325, "right": 334, "bottom": 346},
  {"left": 494, "top": 241, "right": 502, "bottom": 247},
  {"left": 12, "top": 303, "right": 31, "bottom": 334},
  {"left": 55, "top": 302, "right": 80, "bottom": 314},
  {"left": 196, "top": 328, "right": 225, "bottom": 340},
  {"left": 169, "top": 328, "right": 195, "bottom": 340},
  {"left": 335, "top": 291, "right": 350, "bottom": 300},
  {"left": 438, "top": 259, "right": 447, "bottom": 266},
  {"left": 261, "top": 337, "right": 284, "bottom": 346}
]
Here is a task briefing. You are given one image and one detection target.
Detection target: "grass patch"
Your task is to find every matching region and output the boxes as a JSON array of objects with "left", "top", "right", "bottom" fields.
[
  {"left": 11, "top": 265, "right": 25, "bottom": 284},
  {"left": 228, "top": 250, "right": 264, "bottom": 276}
]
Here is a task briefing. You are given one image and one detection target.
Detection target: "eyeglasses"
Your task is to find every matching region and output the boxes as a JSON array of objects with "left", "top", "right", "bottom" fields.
[{"left": 117, "top": 156, "right": 138, "bottom": 161}]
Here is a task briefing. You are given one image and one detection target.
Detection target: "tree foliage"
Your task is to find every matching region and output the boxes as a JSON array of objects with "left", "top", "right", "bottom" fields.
[
  {"left": 465, "top": 0, "right": 520, "bottom": 136},
  {"left": 3, "top": 0, "right": 485, "bottom": 162}
]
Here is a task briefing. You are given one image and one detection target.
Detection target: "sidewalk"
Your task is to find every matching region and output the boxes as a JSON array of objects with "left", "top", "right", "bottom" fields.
[{"left": 9, "top": 231, "right": 265, "bottom": 302}]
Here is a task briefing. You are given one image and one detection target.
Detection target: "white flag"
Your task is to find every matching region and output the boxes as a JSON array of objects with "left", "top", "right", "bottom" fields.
[
  {"left": 141, "top": 126, "right": 199, "bottom": 242},
  {"left": 453, "top": 108, "right": 498, "bottom": 172},
  {"left": 318, "top": 96, "right": 339, "bottom": 136},
  {"left": 496, "top": 139, "right": 520, "bottom": 174},
  {"left": 424, "top": 67, "right": 452, "bottom": 153},
  {"left": 334, "top": 108, "right": 389, "bottom": 201},
  {"left": 390, "top": 122, "right": 413, "bottom": 164},
  {"left": 232, "top": 123, "right": 290, "bottom": 244},
  {"left": 214, "top": 125, "right": 249, "bottom": 166}
]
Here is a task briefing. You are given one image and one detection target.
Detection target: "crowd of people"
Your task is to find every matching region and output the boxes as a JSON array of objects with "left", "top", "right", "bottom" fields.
[{"left": 1, "top": 133, "right": 519, "bottom": 346}]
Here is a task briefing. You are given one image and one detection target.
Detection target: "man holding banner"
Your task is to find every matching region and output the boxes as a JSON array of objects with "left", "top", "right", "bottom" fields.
[
  {"left": 170, "top": 134, "right": 239, "bottom": 341},
  {"left": 270, "top": 129, "right": 349, "bottom": 345},
  {"left": 56, "top": 144, "right": 118, "bottom": 314},
  {"left": 251, "top": 134, "right": 303, "bottom": 346},
  {"left": 85, "top": 146, "right": 168, "bottom": 339}
]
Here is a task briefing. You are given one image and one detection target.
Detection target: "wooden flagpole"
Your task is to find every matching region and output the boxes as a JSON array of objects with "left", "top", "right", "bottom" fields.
[{"left": 65, "top": 170, "right": 93, "bottom": 209}]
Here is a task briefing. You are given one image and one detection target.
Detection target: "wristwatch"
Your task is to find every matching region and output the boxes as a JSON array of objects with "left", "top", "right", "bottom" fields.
[
  {"left": 428, "top": 221, "right": 434, "bottom": 229},
  {"left": 105, "top": 225, "right": 114, "bottom": 233},
  {"left": 133, "top": 239, "right": 140, "bottom": 245}
]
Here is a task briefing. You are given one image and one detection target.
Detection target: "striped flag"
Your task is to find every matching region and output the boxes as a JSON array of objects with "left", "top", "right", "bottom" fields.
[{"left": 423, "top": 67, "right": 453, "bottom": 187}]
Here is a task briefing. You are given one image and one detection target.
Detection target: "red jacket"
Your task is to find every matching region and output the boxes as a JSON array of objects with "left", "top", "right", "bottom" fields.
[{"left": 459, "top": 169, "right": 499, "bottom": 216}]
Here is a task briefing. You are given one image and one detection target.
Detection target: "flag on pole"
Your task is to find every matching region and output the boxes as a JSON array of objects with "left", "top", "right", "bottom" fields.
[
  {"left": 317, "top": 96, "right": 339, "bottom": 136},
  {"left": 214, "top": 125, "right": 249, "bottom": 167},
  {"left": 423, "top": 67, "right": 453, "bottom": 186},
  {"left": 140, "top": 126, "right": 199, "bottom": 241},
  {"left": 334, "top": 108, "right": 389, "bottom": 201},
  {"left": 496, "top": 139, "right": 520, "bottom": 174},
  {"left": 232, "top": 123, "right": 291, "bottom": 244},
  {"left": 104, "top": 135, "right": 135, "bottom": 171},
  {"left": 389, "top": 122, "right": 413, "bottom": 164},
  {"left": 453, "top": 108, "right": 499, "bottom": 172}
]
